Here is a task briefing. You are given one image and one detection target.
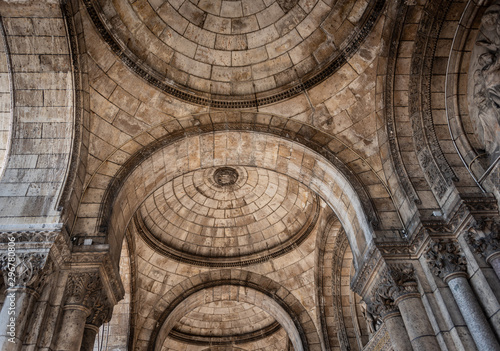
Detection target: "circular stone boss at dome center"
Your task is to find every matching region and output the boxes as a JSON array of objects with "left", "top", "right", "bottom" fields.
[
  {"left": 88, "top": 0, "right": 384, "bottom": 107},
  {"left": 135, "top": 166, "right": 320, "bottom": 266}
]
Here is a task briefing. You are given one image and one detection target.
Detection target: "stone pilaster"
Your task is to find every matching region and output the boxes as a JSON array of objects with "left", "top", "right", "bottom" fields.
[{"left": 426, "top": 239, "right": 500, "bottom": 351}]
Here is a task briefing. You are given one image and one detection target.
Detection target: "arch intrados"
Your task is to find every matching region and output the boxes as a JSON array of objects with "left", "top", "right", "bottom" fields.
[
  {"left": 147, "top": 273, "right": 317, "bottom": 351},
  {"left": 155, "top": 285, "right": 302, "bottom": 351},
  {"left": 101, "top": 129, "right": 377, "bottom": 266}
]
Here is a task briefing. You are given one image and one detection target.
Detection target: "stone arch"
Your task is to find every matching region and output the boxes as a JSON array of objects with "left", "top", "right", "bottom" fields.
[
  {"left": 144, "top": 270, "right": 322, "bottom": 351},
  {"left": 72, "top": 113, "right": 406, "bottom": 267},
  {"left": 91, "top": 128, "right": 380, "bottom": 268},
  {"left": 0, "top": 18, "right": 13, "bottom": 181},
  {"left": 316, "top": 214, "right": 369, "bottom": 351},
  {"left": 376, "top": 0, "right": 421, "bottom": 231},
  {"left": 0, "top": 4, "right": 76, "bottom": 227}
]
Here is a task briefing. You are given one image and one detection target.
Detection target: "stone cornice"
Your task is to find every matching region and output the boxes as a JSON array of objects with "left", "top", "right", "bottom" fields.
[{"left": 169, "top": 322, "right": 281, "bottom": 346}]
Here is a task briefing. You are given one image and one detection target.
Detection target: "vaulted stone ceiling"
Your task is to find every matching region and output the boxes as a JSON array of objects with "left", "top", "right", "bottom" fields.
[
  {"left": 70, "top": 0, "right": 388, "bottom": 349},
  {"left": 86, "top": 0, "right": 383, "bottom": 106}
]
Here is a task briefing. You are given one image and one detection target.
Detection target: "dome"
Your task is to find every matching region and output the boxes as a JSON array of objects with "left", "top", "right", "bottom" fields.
[
  {"left": 135, "top": 166, "right": 319, "bottom": 266},
  {"left": 88, "top": 0, "right": 383, "bottom": 107}
]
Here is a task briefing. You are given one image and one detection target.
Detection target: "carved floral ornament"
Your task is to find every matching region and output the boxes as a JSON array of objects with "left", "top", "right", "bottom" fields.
[
  {"left": 466, "top": 219, "right": 500, "bottom": 261},
  {"left": 64, "top": 272, "right": 104, "bottom": 310},
  {"left": 369, "top": 264, "right": 419, "bottom": 317},
  {"left": 425, "top": 240, "right": 467, "bottom": 281},
  {"left": 86, "top": 293, "right": 112, "bottom": 327},
  {"left": 0, "top": 252, "right": 51, "bottom": 290}
]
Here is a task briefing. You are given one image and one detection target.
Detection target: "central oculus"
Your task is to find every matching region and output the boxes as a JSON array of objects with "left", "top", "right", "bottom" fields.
[{"left": 213, "top": 167, "right": 239, "bottom": 186}]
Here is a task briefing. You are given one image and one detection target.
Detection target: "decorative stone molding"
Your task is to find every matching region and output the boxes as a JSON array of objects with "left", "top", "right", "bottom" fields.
[
  {"left": 0, "top": 231, "right": 59, "bottom": 243},
  {"left": 71, "top": 248, "right": 125, "bottom": 305},
  {"left": 425, "top": 240, "right": 467, "bottom": 282},
  {"left": 351, "top": 246, "right": 383, "bottom": 296},
  {"left": 466, "top": 219, "right": 500, "bottom": 261},
  {"left": 376, "top": 227, "right": 429, "bottom": 257},
  {"left": 368, "top": 295, "right": 399, "bottom": 321},
  {"left": 64, "top": 272, "right": 102, "bottom": 311}
]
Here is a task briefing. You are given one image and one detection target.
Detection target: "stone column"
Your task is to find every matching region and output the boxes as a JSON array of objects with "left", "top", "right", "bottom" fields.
[
  {"left": 368, "top": 298, "right": 412, "bottom": 351},
  {"left": 0, "top": 252, "right": 51, "bottom": 351},
  {"left": 382, "top": 264, "right": 441, "bottom": 351},
  {"left": 80, "top": 295, "right": 112, "bottom": 351},
  {"left": 54, "top": 272, "right": 102, "bottom": 351},
  {"left": 466, "top": 221, "right": 500, "bottom": 280},
  {"left": 426, "top": 240, "right": 500, "bottom": 351}
]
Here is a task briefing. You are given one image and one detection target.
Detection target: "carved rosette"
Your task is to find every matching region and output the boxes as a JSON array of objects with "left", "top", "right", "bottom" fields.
[
  {"left": 466, "top": 220, "right": 500, "bottom": 261},
  {"left": 64, "top": 272, "right": 103, "bottom": 312},
  {"left": 0, "top": 252, "right": 51, "bottom": 292},
  {"left": 425, "top": 240, "right": 467, "bottom": 282}
]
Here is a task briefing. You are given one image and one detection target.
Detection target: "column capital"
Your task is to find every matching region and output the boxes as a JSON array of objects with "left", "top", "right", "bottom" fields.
[
  {"left": 386, "top": 263, "right": 419, "bottom": 303},
  {"left": 466, "top": 219, "right": 500, "bottom": 262},
  {"left": 64, "top": 272, "right": 103, "bottom": 313},
  {"left": 86, "top": 293, "right": 113, "bottom": 328},
  {"left": 425, "top": 239, "right": 467, "bottom": 282},
  {"left": 0, "top": 251, "right": 53, "bottom": 293}
]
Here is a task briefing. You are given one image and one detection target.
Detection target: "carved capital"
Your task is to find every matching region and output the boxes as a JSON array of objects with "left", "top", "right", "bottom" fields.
[
  {"left": 64, "top": 272, "right": 103, "bottom": 311},
  {"left": 0, "top": 252, "right": 52, "bottom": 291},
  {"left": 466, "top": 219, "right": 500, "bottom": 261},
  {"left": 386, "top": 263, "right": 419, "bottom": 302},
  {"left": 86, "top": 294, "right": 112, "bottom": 328},
  {"left": 425, "top": 240, "right": 467, "bottom": 282},
  {"left": 369, "top": 278, "right": 399, "bottom": 320}
]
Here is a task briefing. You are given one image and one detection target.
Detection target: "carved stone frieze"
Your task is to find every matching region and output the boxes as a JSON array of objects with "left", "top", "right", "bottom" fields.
[
  {"left": 409, "top": 0, "right": 457, "bottom": 201},
  {"left": 0, "top": 231, "right": 59, "bottom": 243},
  {"left": 466, "top": 219, "right": 500, "bottom": 261},
  {"left": 377, "top": 227, "right": 429, "bottom": 257},
  {"left": 64, "top": 272, "right": 102, "bottom": 310},
  {"left": 425, "top": 240, "right": 467, "bottom": 281}
]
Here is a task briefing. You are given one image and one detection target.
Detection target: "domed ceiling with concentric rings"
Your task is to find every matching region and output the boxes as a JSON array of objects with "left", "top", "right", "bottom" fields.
[
  {"left": 135, "top": 166, "right": 319, "bottom": 266},
  {"left": 86, "top": 0, "right": 384, "bottom": 107}
]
